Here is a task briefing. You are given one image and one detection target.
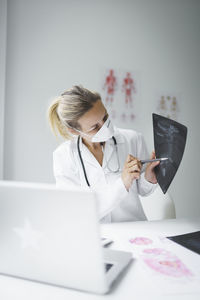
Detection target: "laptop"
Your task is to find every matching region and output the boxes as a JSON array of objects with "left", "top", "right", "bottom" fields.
[{"left": 0, "top": 180, "right": 132, "bottom": 294}]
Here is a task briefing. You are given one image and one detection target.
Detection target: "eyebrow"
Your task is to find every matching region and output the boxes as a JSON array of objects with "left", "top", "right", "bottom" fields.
[{"left": 88, "top": 110, "right": 108, "bottom": 131}]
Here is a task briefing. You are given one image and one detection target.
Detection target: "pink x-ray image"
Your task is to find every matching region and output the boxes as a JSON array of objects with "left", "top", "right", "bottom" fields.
[
  {"left": 129, "top": 237, "right": 153, "bottom": 245},
  {"left": 141, "top": 248, "right": 193, "bottom": 278}
]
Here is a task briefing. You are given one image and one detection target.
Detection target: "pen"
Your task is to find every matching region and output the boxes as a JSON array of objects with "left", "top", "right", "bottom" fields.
[
  {"left": 140, "top": 158, "right": 168, "bottom": 164},
  {"left": 101, "top": 237, "right": 113, "bottom": 247}
]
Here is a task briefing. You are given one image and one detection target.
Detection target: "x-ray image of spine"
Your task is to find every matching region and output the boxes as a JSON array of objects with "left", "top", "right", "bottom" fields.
[
  {"left": 122, "top": 72, "right": 136, "bottom": 108},
  {"left": 103, "top": 69, "right": 117, "bottom": 105}
]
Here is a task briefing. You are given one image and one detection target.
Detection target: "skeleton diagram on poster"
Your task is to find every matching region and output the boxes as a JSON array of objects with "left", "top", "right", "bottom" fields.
[
  {"left": 156, "top": 93, "right": 180, "bottom": 121},
  {"left": 101, "top": 69, "right": 139, "bottom": 124}
]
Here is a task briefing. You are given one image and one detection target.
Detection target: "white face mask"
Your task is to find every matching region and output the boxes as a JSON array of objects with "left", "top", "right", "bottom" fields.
[
  {"left": 91, "top": 118, "right": 114, "bottom": 142},
  {"left": 76, "top": 118, "right": 114, "bottom": 143}
]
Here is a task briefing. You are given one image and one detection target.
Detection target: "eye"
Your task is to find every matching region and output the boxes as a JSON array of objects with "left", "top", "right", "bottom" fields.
[
  {"left": 92, "top": 125, "right": 100, "bottom": 131},
  {"left": 103, "top": 113, "right": 109, "bottom": 122},
  {"left": 88, "top": 113, "right": 108, "bottom": 133}
]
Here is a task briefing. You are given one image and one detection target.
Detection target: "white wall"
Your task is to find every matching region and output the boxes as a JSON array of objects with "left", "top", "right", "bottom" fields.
[
  {"left": 0, "top": 0, "right": 7, "bottom": 179},
  {"left": 3, "top": 0, "right": 200, "bottom": 218}
]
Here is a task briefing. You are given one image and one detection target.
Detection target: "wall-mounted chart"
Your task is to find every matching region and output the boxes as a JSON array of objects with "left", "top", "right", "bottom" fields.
[
  {"left": 100, "top": 68, "right": 141, "bottom": 124},
  {"left": 155, "top": 92, "right": 181, "bottom": 121}
]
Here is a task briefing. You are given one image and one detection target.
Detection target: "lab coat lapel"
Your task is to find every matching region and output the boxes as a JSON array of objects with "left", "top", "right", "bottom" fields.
[
  {"left": 78, "top": 129, "right": 126, "bottom": 171},
  {"left": 79, "top": 137, "right": 102, "bottom": 169},
  {"left": 103, "top": 140, "right": 115, "bottom": 169},
  {"left": 102, "top": 131, "right": 125, "bottom": 170}
]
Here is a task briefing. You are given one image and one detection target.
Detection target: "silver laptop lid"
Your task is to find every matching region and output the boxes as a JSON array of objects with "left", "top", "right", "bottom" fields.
[{"left": 0, "top": 181, "right": 108, "bottom": 294}]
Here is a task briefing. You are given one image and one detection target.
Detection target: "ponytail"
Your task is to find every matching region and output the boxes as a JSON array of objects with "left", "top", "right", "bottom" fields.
[{"left": 48, "top": 97, "right": 72, "bottom": 139}]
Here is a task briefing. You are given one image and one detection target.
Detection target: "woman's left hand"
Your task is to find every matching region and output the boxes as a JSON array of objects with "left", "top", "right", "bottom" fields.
[{"left": 144, "top": 151, "right": 159, "bottom": 184}]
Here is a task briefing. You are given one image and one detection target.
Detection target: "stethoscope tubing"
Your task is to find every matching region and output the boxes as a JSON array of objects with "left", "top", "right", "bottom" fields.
[
  {"left": 77, "top": 136, "right": 118, "bottom": 187},
  {"left": 77, "top": 135, "right": 91, "bottom": 187}
]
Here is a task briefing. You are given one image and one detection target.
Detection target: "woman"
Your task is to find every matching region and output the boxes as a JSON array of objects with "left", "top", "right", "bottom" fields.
[{"left": 48, "top": 85, "right": 159, "bottom": 222}]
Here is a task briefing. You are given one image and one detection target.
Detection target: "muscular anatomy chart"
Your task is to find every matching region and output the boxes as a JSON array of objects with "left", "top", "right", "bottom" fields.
[
  {"left": 122, "top": 72, "right": 136, "bottom": 108},
  {"left": 103, "top": 69, "right": 117, "bottom": 105},
  {"left": 101, "top": 69, "right": 139, "bottom": 124}
]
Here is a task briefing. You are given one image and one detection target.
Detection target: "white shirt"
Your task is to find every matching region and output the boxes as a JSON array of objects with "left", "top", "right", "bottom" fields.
[{"left": 53, "top": 127, "right": 157, "bottom": 223}]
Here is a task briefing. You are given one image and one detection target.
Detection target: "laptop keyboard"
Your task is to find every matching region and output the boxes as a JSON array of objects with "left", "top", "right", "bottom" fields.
[{"left": 105, "top": 263, "right": 113, "bottom": 272}]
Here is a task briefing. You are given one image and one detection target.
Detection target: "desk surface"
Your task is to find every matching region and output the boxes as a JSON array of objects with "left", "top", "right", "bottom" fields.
[{"left": 1, "top": 217, "right": 200, "bottom": 300}]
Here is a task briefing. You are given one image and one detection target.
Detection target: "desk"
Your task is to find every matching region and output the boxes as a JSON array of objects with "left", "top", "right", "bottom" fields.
[{"left": 0, "top": 218, "right": 200, "bottom": 300}]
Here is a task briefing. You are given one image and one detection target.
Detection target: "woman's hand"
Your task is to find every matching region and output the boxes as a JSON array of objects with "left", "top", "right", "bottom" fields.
[
  {"left": 145, "top": 151, "right": 159, "bottom": 184},
  {"left": 121, "top": 154, "right": 142, "bottom": 191}
]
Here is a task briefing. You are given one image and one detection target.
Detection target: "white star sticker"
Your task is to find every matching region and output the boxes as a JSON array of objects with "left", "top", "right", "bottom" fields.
[{"left": 13, "top": 218, "right": 44, "bottom": 250}]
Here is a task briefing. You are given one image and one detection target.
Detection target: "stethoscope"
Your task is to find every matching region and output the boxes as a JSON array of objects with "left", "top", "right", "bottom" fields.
[{"left": 77, "top": 135, "right": 120, "bottom": 187}]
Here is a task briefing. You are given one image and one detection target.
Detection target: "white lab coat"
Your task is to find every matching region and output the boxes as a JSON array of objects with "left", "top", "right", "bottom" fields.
[{"left": 53, "top": 127, "right": 157, "bottom": 223}]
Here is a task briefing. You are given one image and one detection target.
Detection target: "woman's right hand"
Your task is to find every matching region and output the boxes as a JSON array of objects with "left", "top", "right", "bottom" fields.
[{"left": 121, "top": 154, "right": 142, "bottom": 191}]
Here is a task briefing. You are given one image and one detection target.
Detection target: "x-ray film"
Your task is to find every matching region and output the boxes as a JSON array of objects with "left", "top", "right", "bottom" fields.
[
  {"left": 167, "top": 231, "right": 200, "bottom": 255},
  {"left": 153, "top": 114, "right": 187, "bottom": 194}
]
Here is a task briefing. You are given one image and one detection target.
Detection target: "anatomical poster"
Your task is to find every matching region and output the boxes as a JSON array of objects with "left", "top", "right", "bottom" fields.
[
  {"left": 100, "top": 68, "right": 141, "bottom": 125},
  {"left": 155, "top": 92, "right": 181, "bottom": 121}
]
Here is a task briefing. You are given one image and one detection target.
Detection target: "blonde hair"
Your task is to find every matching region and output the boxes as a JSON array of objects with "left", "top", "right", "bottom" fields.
[{"left": 48, "top": 85, "right": 101, "bottom": 139}]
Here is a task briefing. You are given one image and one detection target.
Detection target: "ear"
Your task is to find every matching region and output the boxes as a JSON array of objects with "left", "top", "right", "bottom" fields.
[{"left": 67, "top": 127, "right": 79, "bottom": 136}]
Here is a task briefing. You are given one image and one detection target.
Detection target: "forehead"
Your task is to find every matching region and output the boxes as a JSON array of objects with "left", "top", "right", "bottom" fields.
[{"left": 78, "top": 100, "right": 106, "bottom": 130}]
